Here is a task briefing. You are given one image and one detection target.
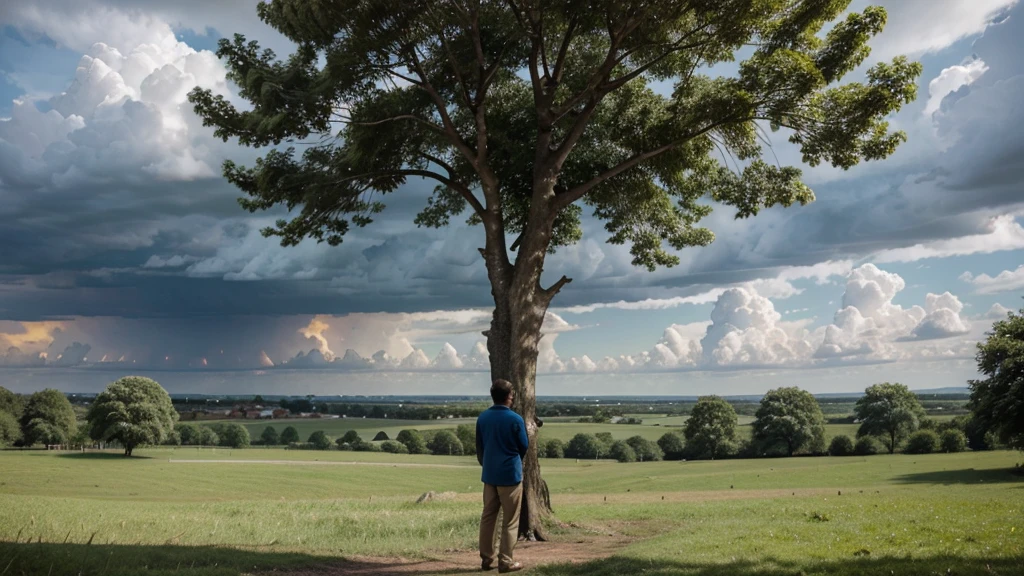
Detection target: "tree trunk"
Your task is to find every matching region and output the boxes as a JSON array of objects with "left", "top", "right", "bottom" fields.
[
  {"left": 481, "top": 191, "right": 560, "bottom": 541},
  {"left": 485, "top": 288, "right": 553, "bottom": 541}
]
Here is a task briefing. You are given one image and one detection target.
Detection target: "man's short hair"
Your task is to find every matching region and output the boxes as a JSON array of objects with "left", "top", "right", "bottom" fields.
[{"left": 490, "top": 379, "right": 514, "bottom": 404}]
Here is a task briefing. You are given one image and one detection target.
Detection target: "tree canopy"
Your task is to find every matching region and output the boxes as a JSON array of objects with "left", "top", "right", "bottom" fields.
[
  {"left": 854, "top": 382, "right": 925, "bottom": 454},
  {"left": 752, "top": 386, "right": 825, "bottom": 457},
  {"left": 86, "top": 376, "right": 178, "bottom": 456},
  {"left": 683, "top": 395, "right": 738, "bottom": 459},
  {"left": 969, "top": 307, "right": 1024, "bottom": 451},
  {"left": 219, "top": 423, "right": 252, "bottom": 448},
  {"left": 190, "top": 0, "right": 918, "bottom": 271},
  {"left": 20, "top": 389, "right": 77, "bottom": 447}
]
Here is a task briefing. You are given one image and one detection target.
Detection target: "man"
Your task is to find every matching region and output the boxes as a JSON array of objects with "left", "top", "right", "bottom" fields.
[{"left": 476, "top": 379, "right": 529, "bottom": 573}]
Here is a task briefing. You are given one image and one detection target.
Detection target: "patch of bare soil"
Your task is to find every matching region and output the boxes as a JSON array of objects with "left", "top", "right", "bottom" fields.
[{"left": 268, "top": 534, "right": 630, "bottom": 576}]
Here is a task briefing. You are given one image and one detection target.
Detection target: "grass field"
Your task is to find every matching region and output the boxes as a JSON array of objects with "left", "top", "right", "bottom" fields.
[{"left": 1, "top": 446, "right": 1021, "bottom": 575}]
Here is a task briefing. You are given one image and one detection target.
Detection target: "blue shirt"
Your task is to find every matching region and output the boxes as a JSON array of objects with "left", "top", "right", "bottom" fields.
[{"left": 476, "top": 405, "right": 529, "bottom": 486}]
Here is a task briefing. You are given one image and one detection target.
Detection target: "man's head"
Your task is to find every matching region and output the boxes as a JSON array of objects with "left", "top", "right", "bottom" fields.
[{"left": 490, "top": 379, "right": 515, "bottom": 406}]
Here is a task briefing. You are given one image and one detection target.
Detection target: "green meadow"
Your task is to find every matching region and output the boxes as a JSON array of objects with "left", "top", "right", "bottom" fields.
[{"left": 1, "top": 446, "right": 1021, "bottom": 575}]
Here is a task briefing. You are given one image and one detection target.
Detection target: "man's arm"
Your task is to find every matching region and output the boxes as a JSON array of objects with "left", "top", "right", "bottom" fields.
[
  {"left": 475, "top": 420, "right": 484, "bottom": 466},
  {"left": 515, "top": 416, "right": 529, "bottom": 459}
]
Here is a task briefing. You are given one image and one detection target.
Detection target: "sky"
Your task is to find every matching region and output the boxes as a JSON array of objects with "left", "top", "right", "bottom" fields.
[{"left": 1, "top": 0, "right": 1023, "bottom": 396}]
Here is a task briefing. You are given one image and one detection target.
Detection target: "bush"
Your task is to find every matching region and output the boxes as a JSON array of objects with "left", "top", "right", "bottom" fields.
[
  {"left": 260, "top": 426, "right": 279, "bottom": 446},
  {"left": 940, "top": 429, "right": 968, "bottom": 453},
  {"left": 372, "top": 431, "right": 390, "bottom": 441},
  {"left": 829, "top": 435, "right": 854, "bottom": 456},
  {"left": 219, "top": 423, "right": 250, "bottom": 448},
  {"left": 565, "top": 433, "right": 601, "bottom": 459},
  {"left": 340, "top": 430, "right": 361, "bottom": 444},
  {"left": 854, "top": 436, "right": 879, "bottom": 456},
  {"left": 353, "top": 440, "right": 381, "bottom": 452},
  {"left": 626, "top": 436, "right": 663, "bottom": 462},
  {"left": 196, "top": 426, "right": 219, "bottom": 447},
  {"left": 657, "top": 432, "right": 686, "bottom": 460},
  {"left": 336, "top": 441, "right": 353, "bottom": 451},
  {"left": 308, "top": 430, "right": 333, "bottom": 450},
  {"left": 428, "top": 430, "right": 464, "bottom": 455},
  {"left": 543, "top": 438, "right": 565, "bottom": 459},
  {"left": 904, "top": 430, "right": 939, "bottom": 454},
  {"left": 279, "top": 426, "right": 300, "bottom": 444},
  {"left": 380, "top": 440, "right": 409, "bottom": 454},
  {"left": 594, "top": 432, "right": 614, "bottom": 454},
  {"left": 396, "top": 429, "right": 428, "bottom": 454},
  {"left": 162, "top": 429, "right": 182, "bottom": 446},
  {"left": 609, "top": 440, "right": 637, "bottom": 463}
]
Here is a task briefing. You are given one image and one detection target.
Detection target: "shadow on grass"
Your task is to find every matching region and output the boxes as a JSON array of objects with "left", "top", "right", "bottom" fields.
[
  {"left": 534, "top": 555, "right": 1024, "bottom": 576},
  {"left": 56, "top": 452, "right": 154, "bottom": 460},
  {"left": 892, "top": 466, "right": 1024, "bottom": 486},
  {"left": 0, "top": 542, "right": 480, "bottom": 576}
]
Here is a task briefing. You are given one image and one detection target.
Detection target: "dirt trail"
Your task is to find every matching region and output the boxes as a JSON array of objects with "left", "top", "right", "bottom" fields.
[{"left": 268, "top": 535, "right": 630, "bottom": 575}]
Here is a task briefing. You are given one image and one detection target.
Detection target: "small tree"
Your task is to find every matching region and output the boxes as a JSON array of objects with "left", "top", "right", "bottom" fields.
[
  {"left": 260, "top": 425, "right": 279, "bottom": 445},
  {"left": 829, "top": 435, "right": 854, "bottom": 456},
  {"left": 626, "top": 436, "right": 663, "bottom": 462},
  {"left": 340, "top": 430, "right": 361, "bottom": 444},
  {"left": 20, "top": 389, "right": 77, "bottom": 447},
  {"left": 969, "top": 307, "right": 1024, "bottom": 452},
  {"left": 543, "top": 438, "right": 565, "bottom": 459},
  {"left": 397, "top": 429, "right": 428, "bottom": 454},
  {"left": 609, "top": 440, "right": 637, "bottom": 463},
  {"left": 684, "top": 396, "right": 738, "bottom": 460},
  {"left": 594, "top": 432, "right": 614, "bottom": 456},
  {"left": 752, "top": 387, "right": 825, "bottom": 457},
  {"left": 565, "top": 434, "right": 601, "bottom": 459},
  {"left": 939, "top": 429, "right": 968, "bottom": 453},
  {"left": 854, "top": 382, "right": 926, "bottom": 454},
  {"left": 904, "top": 429, "right": 939, "bottom": 454},
  {"left": 308, "top": 430, "right": 333, "bottom": 450},
  {"left": 456, "top": 423, "right": 477, "bottom": 455},
  {"left": 854, "top": 436, "right": 879, "bottom": 456},
  {"left": 657, "top": 432, "right": 686, "bottom": 461},
  {"left": 279, "top": 426, "right": 300, "bottom": 444},
  {"left": 196, "top": 426, "right": 219, "bottom": 447},
  {"left": 219, "top": 423, "right": 251, "bottom": 448},
  {"left": 428, "top": 430, "right": 464, "bottom": 455},
  {"left": 372, "top": 431, "right": 390, "bottom": 441},
  {"left": 86, "top": 376, "right": 178, "bottom": 456}
]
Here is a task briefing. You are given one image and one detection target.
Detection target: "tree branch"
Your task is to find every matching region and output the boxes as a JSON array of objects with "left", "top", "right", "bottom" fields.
[
  {"left": 554, "top": 118, "right": 743, "bottom": 210},
  {"left": 541, "top": 275, "right": 573, "bottom": 300}
]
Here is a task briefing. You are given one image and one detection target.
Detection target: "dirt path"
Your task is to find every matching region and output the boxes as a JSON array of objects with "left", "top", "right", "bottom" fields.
[
  {"left": 270, "top": 535, "right": 630, "bottom": 575},
  {"left": 169, "top": 459, "right": 473, "bottom": 469}
]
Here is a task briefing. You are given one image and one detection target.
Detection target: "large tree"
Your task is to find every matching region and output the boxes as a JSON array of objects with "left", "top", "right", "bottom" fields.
[
  {"left": 683, "top": 395, "right": 738, "bottom": 459},
  {"left": 752, "top": 386, "right": 825, "bottom": 457},
  {"left": 969, "top": 307, "right": 1024, "bottom": 452},
  {"left": 87, "top": 376, "right": 179, "bottom": 456},
  {"left": 854, "top": 382, "right": 925, "bottom": 454},
  {"left": 190, "top": 0, "right": 920, "bottom": 537},
  {"left": 20, "top": 389, "right": 77, "bottom": 447}
]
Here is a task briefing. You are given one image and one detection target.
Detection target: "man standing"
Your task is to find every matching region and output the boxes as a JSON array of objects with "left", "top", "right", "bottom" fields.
[{"left": 476, "top": 379, "right": 529, "bottom": 573}]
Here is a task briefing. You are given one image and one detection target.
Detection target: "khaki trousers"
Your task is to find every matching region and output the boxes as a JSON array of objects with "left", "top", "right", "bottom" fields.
[{"left": 479, "top": 482, "right": 522, "bottom": 567}]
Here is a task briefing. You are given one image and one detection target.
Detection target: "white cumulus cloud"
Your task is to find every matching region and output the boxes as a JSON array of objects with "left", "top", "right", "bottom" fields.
[{"left": 961, "top": 264, "right": 1024, "bottom": 294}]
